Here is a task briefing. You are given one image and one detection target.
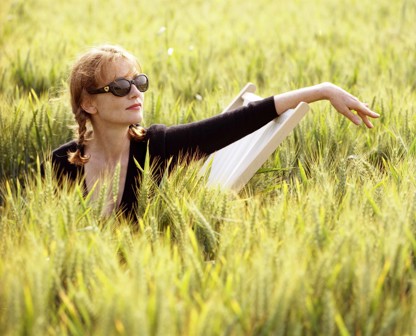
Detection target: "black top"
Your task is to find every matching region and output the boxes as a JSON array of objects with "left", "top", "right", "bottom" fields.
[{"left": 51, "top": 96, "right": 277, "bottom": 217}]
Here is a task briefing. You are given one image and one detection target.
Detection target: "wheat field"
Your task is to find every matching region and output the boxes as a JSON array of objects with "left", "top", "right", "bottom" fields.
[{"left": 1, "top": 0, "right": 416, "bottom": 334}]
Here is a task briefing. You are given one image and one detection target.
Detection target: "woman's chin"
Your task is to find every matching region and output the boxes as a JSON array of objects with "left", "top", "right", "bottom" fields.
[{"left": 132, "top": 111, "right": 143, "bottom": 124}]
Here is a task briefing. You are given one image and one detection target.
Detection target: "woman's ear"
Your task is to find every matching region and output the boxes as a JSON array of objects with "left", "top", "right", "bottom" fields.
[{"left": 81, "top": 96, "right": 98, "bottom": 115}]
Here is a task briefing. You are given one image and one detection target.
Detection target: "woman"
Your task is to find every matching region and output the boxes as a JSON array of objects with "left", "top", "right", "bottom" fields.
[{"left": 51, "top": 45, "right": 379, "bottom": 217}]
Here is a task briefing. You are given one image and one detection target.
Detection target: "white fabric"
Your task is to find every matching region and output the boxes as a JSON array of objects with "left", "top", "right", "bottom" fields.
[{"left": 201, "top": 83, "right": 309, "bottom": 192}]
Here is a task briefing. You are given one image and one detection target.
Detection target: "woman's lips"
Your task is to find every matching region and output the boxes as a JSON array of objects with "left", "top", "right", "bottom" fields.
[{"left": 126, "top": 103, "right": 142, "bottom": 110}]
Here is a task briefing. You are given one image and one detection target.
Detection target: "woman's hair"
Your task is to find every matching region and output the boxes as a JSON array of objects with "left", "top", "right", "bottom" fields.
[{"left": 68, "top": 45, "right": 147, "bottom": 166}]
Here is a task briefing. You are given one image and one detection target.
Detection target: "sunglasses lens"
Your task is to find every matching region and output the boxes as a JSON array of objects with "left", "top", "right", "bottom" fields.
[
  {"left": 108, "top": 75, "right": 149, "bottom": 96},
  {"left": 112, "top": 79, "right": 131, "bottom": 97},
  {"left": 133, "top": 74, "right": 149, "bottom": 92}
]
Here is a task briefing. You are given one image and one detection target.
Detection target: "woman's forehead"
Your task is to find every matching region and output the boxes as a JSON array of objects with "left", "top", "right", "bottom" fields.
[{"left": 101, "top": 58, "right": 139, "bottom": 83}]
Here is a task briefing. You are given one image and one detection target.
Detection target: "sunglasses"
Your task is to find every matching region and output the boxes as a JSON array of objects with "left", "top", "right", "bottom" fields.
[{"left": 88, "top": 74, "right": 149, "bottom": 97}]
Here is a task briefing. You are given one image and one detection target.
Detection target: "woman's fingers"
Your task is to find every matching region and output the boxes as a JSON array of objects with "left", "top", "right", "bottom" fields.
[
  {"left": 350, "top": 101, "right": 380, "bottom": 128},
  {"left": 333, "top": 96, "right": 380, "bottom": 128},
  {"left": 357, "top": 111, "right": 374, "bottom": 128},
  {"left": 325, "top": 83, "right": 380, "bottom": 128},
  {"left": 333, "top": 101, "right": 362, "bottom": 125},
  {"left": 354, "top": 101, "right": 380, "bottom": 119}
]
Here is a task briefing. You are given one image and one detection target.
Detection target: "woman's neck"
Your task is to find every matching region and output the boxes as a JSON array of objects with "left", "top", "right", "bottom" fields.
[{"left": 86, "top": 126, "right": 131, "bottom": 163}]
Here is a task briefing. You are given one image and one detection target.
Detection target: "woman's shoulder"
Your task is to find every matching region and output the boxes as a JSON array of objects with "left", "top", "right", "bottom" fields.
[{"left": 145, "top": 124, "right": 167, "bottom": 137}]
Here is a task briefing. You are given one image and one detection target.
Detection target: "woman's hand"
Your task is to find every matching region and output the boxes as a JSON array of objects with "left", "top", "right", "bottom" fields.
[
  {"left": 319, "top": 82, "right": 380, "bottom": 128},
  {"left": 274, "top": 82, "right": 380, "bottom": 128}
]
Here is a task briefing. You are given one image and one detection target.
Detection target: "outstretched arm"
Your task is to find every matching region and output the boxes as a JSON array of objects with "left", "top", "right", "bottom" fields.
[{"left": 274, "top": 82, "right": 380, "bottom": 128}]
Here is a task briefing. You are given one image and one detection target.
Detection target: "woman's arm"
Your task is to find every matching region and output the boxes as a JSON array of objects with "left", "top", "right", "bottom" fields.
[
  {"left": 151, "top": 97, "right": 278, "bottom": 159},
  {"left": 151, "top": 82, "right": 380, "bottom": 162},
  {"left": 274, "top": 82, "right": 380, "bottom": 128}
]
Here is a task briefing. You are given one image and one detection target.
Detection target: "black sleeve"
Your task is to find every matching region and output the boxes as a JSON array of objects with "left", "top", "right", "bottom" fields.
[{"left": 146, "top": 96, "right": 277, "bottom": 162}]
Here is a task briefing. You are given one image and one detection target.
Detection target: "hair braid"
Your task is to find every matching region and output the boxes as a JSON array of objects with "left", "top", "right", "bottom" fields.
[
  {"left": 68, "top": 109, "right": 91, "bottom": 165},
  {"left": 128, "top": 124, "right": 147, "bottom": 141}
]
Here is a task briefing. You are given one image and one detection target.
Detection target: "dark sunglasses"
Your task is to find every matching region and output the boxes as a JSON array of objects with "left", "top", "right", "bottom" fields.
[{"left": 87, "top": 74, "right": 149, "bottom": 97}]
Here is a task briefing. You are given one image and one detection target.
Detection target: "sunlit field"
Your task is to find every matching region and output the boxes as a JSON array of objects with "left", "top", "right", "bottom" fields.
[{"left": 1, "top": 0, "right": 416, "bottom": 334}]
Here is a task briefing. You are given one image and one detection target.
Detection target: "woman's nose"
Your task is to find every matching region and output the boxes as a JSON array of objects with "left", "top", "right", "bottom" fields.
[{"left": 129, "top": 83, "right": 142, "bottom": 98}]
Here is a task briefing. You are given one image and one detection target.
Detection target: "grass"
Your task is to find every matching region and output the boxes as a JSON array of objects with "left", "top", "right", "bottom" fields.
[{"left": 1, "top": 0, "right": 416, "bottom": 334}]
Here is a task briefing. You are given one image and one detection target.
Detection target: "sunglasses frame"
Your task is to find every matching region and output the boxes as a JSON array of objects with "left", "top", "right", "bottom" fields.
[{"left": 88, "top": 74, "right": 149, "bottom": 97}]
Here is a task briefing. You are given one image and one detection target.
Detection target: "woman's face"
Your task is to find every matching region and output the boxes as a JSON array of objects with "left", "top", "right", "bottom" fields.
[{"left": 85, "top": 58, "right": 145, "bottom": 129}]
